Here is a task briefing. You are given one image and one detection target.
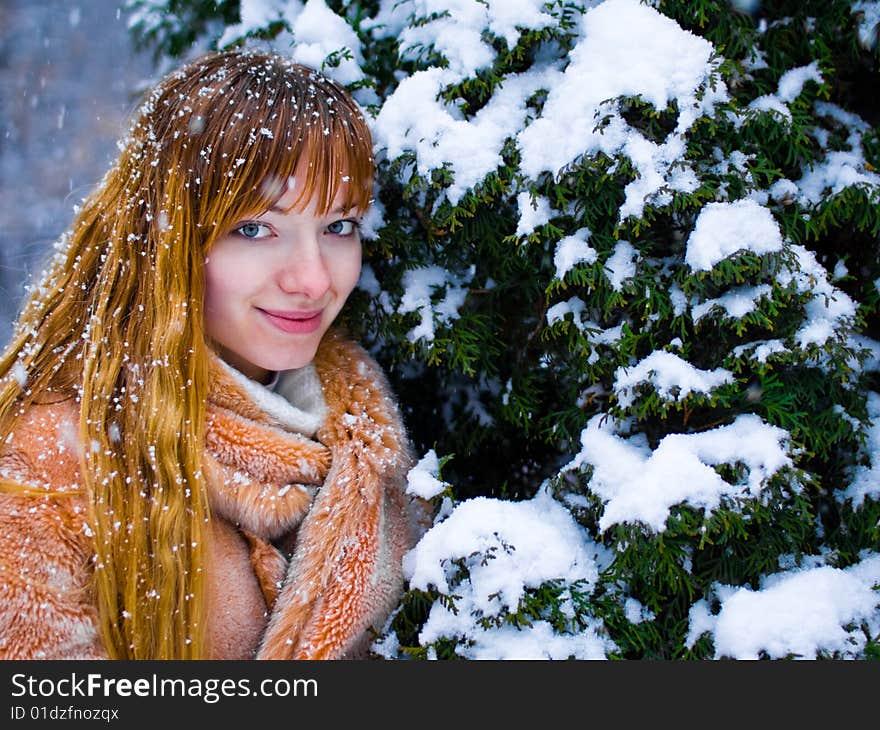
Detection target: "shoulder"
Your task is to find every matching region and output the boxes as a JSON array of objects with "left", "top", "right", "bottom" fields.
[
  {"left": 0, "top": 398, "right": 82, "bottom": 491},
  {"left": 0, "top": 401, "right": 100, "bottom": 659},
  {"left": 0, "top": 398, "right": 89, "bottom": 576},
  {"left": 0, "top": 397, "right": 90, "bottom": 562},
  {"left": 0, "top": 487, "right": 99, "bottom": 658},
  {"left": 0, "top": 490, "right": 92, "bottom": 572}
]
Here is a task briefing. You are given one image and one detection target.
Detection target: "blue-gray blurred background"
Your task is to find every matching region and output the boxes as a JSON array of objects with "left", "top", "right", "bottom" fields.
[{"left": 0, "top": 0, "right": 152, "bottom": 343}]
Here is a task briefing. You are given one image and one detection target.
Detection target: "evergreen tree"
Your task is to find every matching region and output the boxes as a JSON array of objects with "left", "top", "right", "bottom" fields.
[{"left": 127, "top": 0, "right": 880, "bottom": 659}]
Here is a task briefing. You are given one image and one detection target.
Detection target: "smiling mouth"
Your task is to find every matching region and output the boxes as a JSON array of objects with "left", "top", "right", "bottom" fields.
[{"left": 258, "top": 308, "right": 323, "bottom": 334}]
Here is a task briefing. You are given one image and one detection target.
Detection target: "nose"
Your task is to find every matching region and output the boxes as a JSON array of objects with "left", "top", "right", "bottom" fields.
[{"left": 277, "top": 233, "right": 331, "bottom": 302}]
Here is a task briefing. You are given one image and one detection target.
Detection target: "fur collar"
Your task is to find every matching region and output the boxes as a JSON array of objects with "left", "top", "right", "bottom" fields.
[
  {"left": 205, "top": 328, "right": 418, "bottom": 659},
  {"left": 205, "top": 356, "right": 331, "bottom": 540},
  {"left": 262, "top": 329, "right": 416, "bottom": 659},
  {"left": 212, "top": 358, "right": 327, "bottom": 437}
]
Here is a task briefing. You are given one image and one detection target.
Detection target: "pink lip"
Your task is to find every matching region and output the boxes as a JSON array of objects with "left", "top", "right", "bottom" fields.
[{"left": 258, "top": 308, "right": 323, "bottom": 334}]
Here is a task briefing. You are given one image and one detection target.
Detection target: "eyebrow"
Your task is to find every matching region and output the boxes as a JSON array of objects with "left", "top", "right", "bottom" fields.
[{"left": 268, "top": 204, "right": 355, "bottom": 215}]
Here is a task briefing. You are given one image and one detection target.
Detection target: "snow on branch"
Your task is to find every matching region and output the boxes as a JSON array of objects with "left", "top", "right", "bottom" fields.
[
  {"left": 398, "top": 265, "right": 474, "bottom": 344},
  {"left": 687, "top": 554, "right": 880, "bottom": 659},
  {"left": 840, "top": 391, "right": 880, "bottom": 507},
  {"left": 564, "top": 413, "right": 793, "bottom": 532},
  {"left": 516, "top": 0, "right": 727, "bottom": 218},
  {"left": 394, "top": 489, "right": 616, "bottom": 659},
  {"left": 613, "top": 350, "right": 734, "bottom": 409},
  {"left": 685, "top": 199, "right": 783, "bottom": 272},
  {"left": 370, "top": 0, "right": 557, "bottom": 77}
]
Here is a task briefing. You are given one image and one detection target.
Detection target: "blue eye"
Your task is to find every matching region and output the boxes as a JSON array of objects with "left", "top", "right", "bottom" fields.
[
  {"left": 235, "top": 222, "right": 272, "bottom": 239},
  {"left": 327, "top": 219, "right": 358, "bottom": 236}
]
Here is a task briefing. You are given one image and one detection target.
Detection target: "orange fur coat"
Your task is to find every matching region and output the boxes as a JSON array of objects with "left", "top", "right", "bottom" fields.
[{"left": 0, "top": 330, "right": 425, "bottom": 659}]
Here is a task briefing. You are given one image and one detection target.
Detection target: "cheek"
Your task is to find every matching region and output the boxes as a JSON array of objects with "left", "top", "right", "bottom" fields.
[
  {"left": 203, "top": 246, "right": 254, "bottom": 330},
  {"left": 204, "top": 243, "right": 261, "bottom": 305},
  {"left": 203, "top": 256, "right": 232, "bottom": 313},
  {"left": 332, "top": 244, "right": 362, "bottom": 298}
]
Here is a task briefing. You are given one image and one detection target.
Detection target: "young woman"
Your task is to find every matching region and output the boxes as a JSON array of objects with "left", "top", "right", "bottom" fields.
[{"left": 0, "top": 49, "right": 427, "bottom": 660}]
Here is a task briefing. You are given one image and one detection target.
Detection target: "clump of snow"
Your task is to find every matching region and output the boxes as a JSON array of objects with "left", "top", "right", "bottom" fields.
[
  {"left": 218, "top": 0, "right": 366, "bottom": 86},
  {"left": 371, "top": 0, "right": 557, "bottom": 78},
  {"left": 617, "top": 134, "right": 699, "bottom": 218},
  {"left": 747, "top": 61, "right": 823, "bottom": 123},
  {"left": 374, "top": 66, "right": 555, "bottom": 205},
  {"left": 839, "top": 391, "right": 880, "bottom": 507},
  {"left": 624, "top": 597, "right": 655, "bottom": 624},
  {"left": 286, "top": 0, "right": 366, "bottom": 86},
  {"left": 517, "top": 0, "right": 727, "bottom": 219},
  {"left": 554, "top": 228, "right": 596, "bottom": 280},
  {"left": 546, "top": 297, "right": 625, "bottom": 363},
  {"left": 686, "top": 553, "right": 880, "bottom": 659},
  {"left": 603, "top": 240, "right": 638, "bottom": 291},
  {"left": 443, "top": 616, "right": 614, "bottom": 660},
  {"left": 613, "top": 350, "right": 733, "bottom": 409},
  {"left": 776, "top": 61, "right": 823, "bottom": 102},
  {"left": 747, "top": 94, "right": 793, "bottom": 123},
  {"left": 356, "top": 263, "right": 380, "bottom": 295},
  {"left": 797, "top": 150, "right": 880, "bottom": 206},
  {"left": 692, "top": 284, "right": 773, "bottom": 322},
  {"left": 796, "top": 102, "right": 880, "bottom": 206},
  {"left": 778, "top": 245, "right": 857, "bottom": 349},
  {"left": 710, "top": 148, "right": 751, "bottom": 175},
  {"left": 564, "top": 413, "right": 793, "bottom": 532},
  {"left": 402, "top": 489, "right": 616, "bottom": 659},
  {"left": 850, "top": 334, "right": 880, "bottom": 374},
  {"left": 358, "top": 197, "right": 385, "bottom": 241},
  {"left": 731, "top": 339, "right": 789, "bottom": 364},
  {"left": 374, "top": 0, "right": 726, "bottom": 213},
  {"left": 685, "top": 199, "right": 783, "bottom": 271},
  {"left": 669, "top": 284, "right": 688, "bottom": 317},
  {"left": 852, "top": 2, "right": 880, "bottom": 50},
  {"left": 398, "top": 265, "right": 474, "bottom": 343},
  {"left": 768, "top": 178, "right": 798, "bottom": 203},
  {"left": 546, "top": 297, "right": 588, "bottom": 330},
  {"left": 406, "top": 449, "right": 447, "bottom": 500},
  {"left": 217, "top": 0, "right": 292, "bottom": 49},
  {"left": 516, "top": 192, "right": 554, "bottom": 237},
  {"left": 709, "top": 149, "right": 753, "bottom": 199}
]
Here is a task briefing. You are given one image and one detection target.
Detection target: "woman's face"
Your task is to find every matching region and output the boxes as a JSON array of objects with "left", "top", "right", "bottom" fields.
[{"left": 204, "top": 181, "right": 363, "bottom": 383}]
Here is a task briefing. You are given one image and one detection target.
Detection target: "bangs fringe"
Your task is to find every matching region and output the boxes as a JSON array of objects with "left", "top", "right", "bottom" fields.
[{"left": 155, "top": 50, "right": 374, "bottom": 240}]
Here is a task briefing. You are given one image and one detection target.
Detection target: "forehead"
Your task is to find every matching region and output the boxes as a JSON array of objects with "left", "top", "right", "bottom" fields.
[
  {"left": 266, "top": 178, "right": 361, "bottom": 216},
  {"left": 257, "top": 147, "right": 362, "bottom": 213}
]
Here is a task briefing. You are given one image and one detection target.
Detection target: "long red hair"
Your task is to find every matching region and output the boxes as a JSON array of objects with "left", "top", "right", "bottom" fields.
[{"left": 0, "top": 49, "right": 373, "bottom": 659}]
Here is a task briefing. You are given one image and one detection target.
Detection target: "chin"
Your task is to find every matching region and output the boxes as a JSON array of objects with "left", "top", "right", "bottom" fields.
[{"left": 270, "top": 348, "right": 321, "bottom": 372}]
